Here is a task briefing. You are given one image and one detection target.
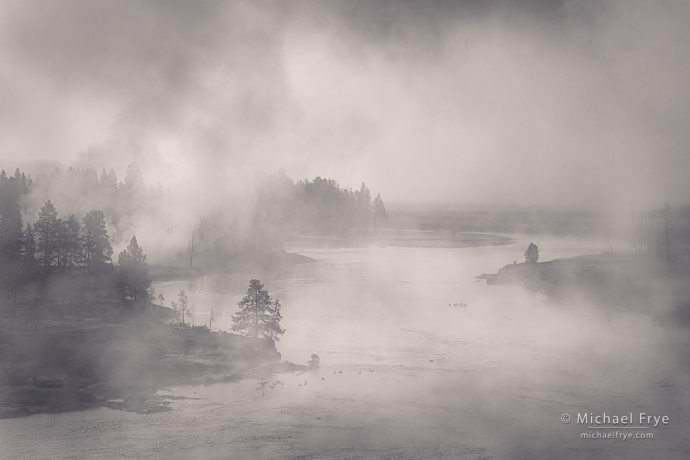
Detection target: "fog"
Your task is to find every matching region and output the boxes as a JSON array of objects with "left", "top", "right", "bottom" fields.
[
  {"left": 1, "top": 0, "right": 689, "bottom": 210},
  {"left": 1, "top": 1, "right": 690, "bottom": 459},
  {"left": 3, "top": 237, "right": 690, "bottom": 459}
]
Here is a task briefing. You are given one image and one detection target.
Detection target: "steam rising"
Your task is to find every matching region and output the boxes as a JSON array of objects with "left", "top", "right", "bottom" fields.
[
  {"left": 1, "top": 0, "right": 689, "bottom": 209},
  {"left": 1, "top": 2, "right": 690, "bottom": 459}
]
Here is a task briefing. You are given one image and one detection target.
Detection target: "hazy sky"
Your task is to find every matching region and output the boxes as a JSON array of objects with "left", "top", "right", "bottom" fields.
[{"left": 1, "top": 0, "right": 689, "bottom": 208}]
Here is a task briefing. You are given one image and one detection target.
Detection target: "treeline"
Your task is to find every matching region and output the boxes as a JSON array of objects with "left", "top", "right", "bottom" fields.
[
  {"left": 196, "top": 169, "right": 388, "bottom": 258},
  {"left": 0, "top": 169, "right": 151, "bottom": 309},
  {"left": 3, "top": 164, "right": 387, "bottom": 272},
  {"left": 27, "top": 163, "right": 164, "bottom": 245},
  {"left": 254, "top": 170, "right": 387, "bottom": 234}
]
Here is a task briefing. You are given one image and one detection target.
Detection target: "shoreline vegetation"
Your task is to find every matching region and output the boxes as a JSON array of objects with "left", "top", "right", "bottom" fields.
[
  {"left": 482, "top": 204, "right": 690, "bottom": 325},
  {"left": 481, "top": 250, "right": 690, "bottom": 326},
  {"left": 1, "top": 166, "right": 391, "bottom": 419},
  {"left": 0, "top": 229, "right": 514, "bottom": 420},
  {"left": 0, "top": 308, "right": 304, "bottom": 419},
  {"left": 4, "top": 164, "right": 686, "bottom": 421},
  {"left": 2, "top": 162, "right": 485, "bottom": 421}
]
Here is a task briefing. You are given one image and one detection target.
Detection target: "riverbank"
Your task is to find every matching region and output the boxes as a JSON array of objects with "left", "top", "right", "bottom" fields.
[
  {"left": 0, "top": 322, "right": 302, "bottom": 419},
  {"left": 481, "top": 251, "right": 690, "bottom": 323}
]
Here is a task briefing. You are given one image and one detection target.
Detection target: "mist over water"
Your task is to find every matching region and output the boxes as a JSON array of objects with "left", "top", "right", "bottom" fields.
[
  {"left": 2, "top": 0, "right": 690, "bottom": 458},
  {"left": 3, "top": 235, "right": 687, "bottom": 459}
]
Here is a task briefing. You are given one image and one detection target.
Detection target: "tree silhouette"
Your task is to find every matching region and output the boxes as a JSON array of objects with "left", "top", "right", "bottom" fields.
[
  {"left": 21, "top": 223, "right": 37, "bottom": 270},
  {"left": 35, "top": 200, "right": 59, "bottom": 269},
  {"left": 231, "top": 279, "right": 285, "bottom": 341},
  {"left": 524, "top": 243, "right": 539, "bottom": 263},
  {"left": 308, "top": 354, "right": 320, "bottom": 370},
  {"left": 0, "top": 195, "right": 23, "bottom": 264},
  {"left": 61, "top": 215, "right": 82, "bottom": 273},
  {"left": 171, "top": 289, "right": 191, "bottom": 325},
  {"left": 373, "top": 193, "right": 387, "bottom": 231},
  {"left": 356, "top": 182, "right": 372, "bottom": 230},
  {"left": 82, "top": 210, "right": 112, "bottom": 276},
  {"left": 0, "top": 191, "right": 24, "bottom": 302},
  {"left": 114, "top": 235, "right": 151, "bottom": 304},
  {"left": 178, "top": 289, "right": 188, "bottom": 324}
]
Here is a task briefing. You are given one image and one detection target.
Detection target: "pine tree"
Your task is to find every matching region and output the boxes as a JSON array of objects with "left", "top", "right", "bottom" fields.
[
  {"left": 373, "top": 193, "right": 387, "bottom": 231},
  {"left": 35, "top": 200, "right": 59, "bottom": 269},
  {"left": 21, "top": 223, "right": 37, "bottom": 269},
  {"left": 0, "top": 195, "right": 23, "bottom": 264},
  {"left": 107, "top": 169, "right": 118, "bottom": 189},
  {"left": 82, "top": 210, "right": 112, "bottom": 276},
  {"left": 356, "top": 182, "right": 372, "bottom": 231},
  {"left": 100, "top": 168, "right": 120, "bottom": 224},
  {"left": 114, "top": 235, "right": 151, "bottom": 304},
  {"left": 524, "top": 243, "right": 539, "bottom": 264},
  {"left": 63, "top": 215, "right": 82, "bottom": 273},
  {"left": 177, "top": 289, "right": 189, "bottom": 324},
  {"left": 0, "top": 193, "right": 24, "bottom": 300},
  {"left": 122, "top": 162, "right": 146, "bottom": 215},
  {"left": 170, "top": 289, "right": 191, "bottom": 325},
  {"left": 99, "top": 168, "right": 109, "bottom": 187},
  {"left": 308, "top": 354, "right": 320, "bottom": 370},
  {"left": 231, "top": 279, "right": 285, "bottom": 341},
  {"left": 56, "top": 218, "right": 65, "bottom": 270}
]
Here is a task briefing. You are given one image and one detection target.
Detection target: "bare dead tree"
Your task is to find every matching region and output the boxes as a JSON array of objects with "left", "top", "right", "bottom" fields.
[{"left": 448, "top": 214, "right": 461, "bottom": 237}]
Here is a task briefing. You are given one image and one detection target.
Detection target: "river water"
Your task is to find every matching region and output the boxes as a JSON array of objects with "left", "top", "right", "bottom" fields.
[{"left": 1, "top": 234, "right": 689, "bottom": 459}]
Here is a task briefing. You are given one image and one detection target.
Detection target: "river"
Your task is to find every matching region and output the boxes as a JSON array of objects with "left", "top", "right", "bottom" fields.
[{"left": 1, "top": 234, "right": 689, "bottom": 459}]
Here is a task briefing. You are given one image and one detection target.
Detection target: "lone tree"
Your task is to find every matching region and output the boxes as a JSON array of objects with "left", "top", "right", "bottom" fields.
[
  {"left": 114, "top": 236, "right": 151, "bottom": 304},
  {"left": 231, "top": 279, "right": 285, "bottom": 341},
  {"left": 524, "top": 243, "right": 539, "bottom": 263},
  {"left": 170, "top": 289, "right": 191, "bottom": 325},
  {"left": 308, "top": 354, "right": 320, "bottom": 370}
]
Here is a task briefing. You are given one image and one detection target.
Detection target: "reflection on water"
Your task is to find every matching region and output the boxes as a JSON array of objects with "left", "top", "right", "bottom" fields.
[{"left": 1, "top": 235, "right": 689, "bottom": 459}]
